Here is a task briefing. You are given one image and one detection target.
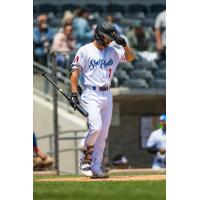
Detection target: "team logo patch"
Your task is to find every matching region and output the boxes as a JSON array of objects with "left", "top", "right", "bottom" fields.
[{"left": 73, "top": 56, "right": 79, "bottom": 63}]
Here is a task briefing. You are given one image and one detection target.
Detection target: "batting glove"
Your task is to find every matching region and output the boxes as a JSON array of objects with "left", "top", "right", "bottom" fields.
[
  {"left": 115, "top": 36, "right": 127, "bottom": 47},
  {"left": 69, "top": 92, "right": 80, "bottom": 110}
]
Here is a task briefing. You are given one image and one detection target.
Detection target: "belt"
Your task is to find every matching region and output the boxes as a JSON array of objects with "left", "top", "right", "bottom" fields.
[{"left": 85, "top": 86, "right": 110, "bottom": 91}]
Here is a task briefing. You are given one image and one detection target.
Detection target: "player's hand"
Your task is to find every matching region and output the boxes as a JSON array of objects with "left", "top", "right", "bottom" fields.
[
  {"left": 69, "top": 92, "right": 80, "bottom": 110},
  {"left": 115, "top": 36, "right": 127, "bottom": 47}
]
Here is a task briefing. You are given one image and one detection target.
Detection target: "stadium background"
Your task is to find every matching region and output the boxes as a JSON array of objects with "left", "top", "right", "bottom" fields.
[{"left": 33, "top": 0, "right": 166, "bottom": 174}]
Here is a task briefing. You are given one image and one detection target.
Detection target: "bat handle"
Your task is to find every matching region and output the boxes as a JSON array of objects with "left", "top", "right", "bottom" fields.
[{"left": 76, "top": 104, "right": 89, "bottom": 117}]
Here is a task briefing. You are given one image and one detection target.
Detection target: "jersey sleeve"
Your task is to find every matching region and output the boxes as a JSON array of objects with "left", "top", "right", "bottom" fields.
[
  {"left": 70, "top": 47, "right": 85, "bottom": 72},
  {"left": 114, "top": 47, "right": 127, "bottom": 62},
  {"left": 146, "top": 131, "right": 157, "bottom": 148}
]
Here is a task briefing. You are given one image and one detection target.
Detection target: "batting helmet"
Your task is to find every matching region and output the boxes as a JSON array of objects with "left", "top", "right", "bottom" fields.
[{"left": 95, "top": 22, "right": 117, "bottom": 46}]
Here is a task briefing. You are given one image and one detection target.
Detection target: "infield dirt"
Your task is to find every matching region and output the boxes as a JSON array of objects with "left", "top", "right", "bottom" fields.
[{"left": 34, "top": 174, "right": 166, "bottom": 182}]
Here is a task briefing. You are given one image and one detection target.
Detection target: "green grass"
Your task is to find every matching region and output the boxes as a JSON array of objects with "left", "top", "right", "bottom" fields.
[{"left": 33, "top": 180, "right": 166, "bottom": 200}]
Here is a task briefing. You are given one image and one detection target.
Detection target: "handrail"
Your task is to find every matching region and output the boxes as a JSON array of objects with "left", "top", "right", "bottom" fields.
[
  {"left": 37, "top": 129, "right": 87, "bottom": 140},
  {"left": 37, "top": 129, "right": 87, "bottom": 174}
]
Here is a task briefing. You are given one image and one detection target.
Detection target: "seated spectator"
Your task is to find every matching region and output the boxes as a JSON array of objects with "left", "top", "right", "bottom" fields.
[
  {"left": 33, "top": 14, "right": 54, "bottom": 66},
  {"left": 51, "top": 23, "right": 76, "bottom": 69},
  {"left": 146, "top": 114, "right": 166, "bottom": 170},
  {"left": 154, "top": 10, "right": 166, "bottom": 60},
  {"left": 72, "top": 7, "right": 94, "bottom": 49},
  {"left": 33, "top": 132, "right": 53, "bottom": 170},
  {"left": 62, "top": 10, "right": 74, "bottom": 26},
  {"left": 126, "top": 22, "right": 152, "bottom": 53},
  {"left": 112, "top": 154, "right": 129, "bottom": 169}
]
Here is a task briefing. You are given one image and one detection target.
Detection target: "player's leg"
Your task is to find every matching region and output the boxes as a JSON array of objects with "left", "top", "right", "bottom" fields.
[
  {"left": 79, "top": 91, "right": 103, "bottom": 176},
  {"left": 91, "top": 92, "right": 113, "bottom": 177}
]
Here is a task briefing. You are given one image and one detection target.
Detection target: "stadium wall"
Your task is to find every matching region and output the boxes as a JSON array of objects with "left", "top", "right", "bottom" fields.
[{"left": 109, "top": 90, "right": 165, "bottom": 168}]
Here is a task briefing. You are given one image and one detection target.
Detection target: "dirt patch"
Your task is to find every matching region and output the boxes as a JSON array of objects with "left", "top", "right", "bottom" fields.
[{"left": 34, "top": 175, "right": 166, "bottom": 182}]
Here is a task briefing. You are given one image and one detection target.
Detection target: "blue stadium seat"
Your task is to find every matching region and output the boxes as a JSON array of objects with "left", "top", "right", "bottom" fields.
[
  {"left": 114, "top": 69, "right": 130, "bottom": 85},
  {"left": 106, "top": 4, "right": 126, "bottom": 14},
  {"left": 158, "top": 60, "right": 166, "bottom": 69},
  {"left": 150, "top": 4, "right": 166, "bottom": 13},
  {"left": 86, "top": 4, "right": 104, "bottom": 13},
  {"left": 147, "top": 4, "right": 166, "bottom": 19},
  {"left": 127, "top": 4, "right": 148, "bottom": 17},
  {"left": 38, "top": 4, "right": 59, "bottom": 14},
  {"left": 151, "top": 79, "right": 166, "bottom": 88},
  {"left": 155, "top": 69, "right": 166, "bottom": 79},
  {"left": 130, "top": 69, "right": 154, "bottom": 82},
  {"left": 132, "top": 60, "right": 158, "bottom": 70},
  {"left": 118, "top": 62, "right": 134, "bottom": 73},
  {"left": 61, "top": 4, "right": 79, "bottom": 12},
  {"left": 122, "top": 79, "right": 149, "bottom": 88}
]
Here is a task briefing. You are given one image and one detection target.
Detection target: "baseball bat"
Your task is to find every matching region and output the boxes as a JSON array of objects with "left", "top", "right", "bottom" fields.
[{"left": 42, "top": 72, "right": 89, "bottom": 118}]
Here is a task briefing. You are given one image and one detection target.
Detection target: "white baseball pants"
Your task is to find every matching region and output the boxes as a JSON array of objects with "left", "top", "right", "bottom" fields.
[{"left": 80, "top": 88, "right": 113, "bottom": 172}]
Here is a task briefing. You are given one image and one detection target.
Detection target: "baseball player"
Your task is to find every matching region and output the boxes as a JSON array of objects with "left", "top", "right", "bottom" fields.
[
  {"left": 146, "top": 114, "right": 166, "bottom": 170},
  {"left": 69, "top": 22, "right": 135, "bottom": 178}
]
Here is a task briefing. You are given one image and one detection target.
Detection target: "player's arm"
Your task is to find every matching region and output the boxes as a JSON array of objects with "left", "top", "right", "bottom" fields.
[
  {"left": 70, "top": 69, "right": 80, "bottom": 93},
  {"left": 123, "top": 45, "right": 135, "bottom": 62}
]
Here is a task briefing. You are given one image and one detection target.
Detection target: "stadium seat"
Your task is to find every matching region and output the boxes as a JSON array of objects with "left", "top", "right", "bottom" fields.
[
  {"left": 155, "top": 69, "right": 166, "bottom": 79},
  {"left": 132, "top": 60, "right": 158, "bottom": 70},
  {"left": 147, "top": 4, "right": 166, "bottom": 19},
  {"left": 111, "top": 76, "right": 119, "bottom": 88},
  {"left": 130, "top": 69, "right": 154, "bottom": 82},
  {"left": 114, "top": 69, "right": 130, "bottom": 85},
  {"left": 158, "top": 60, "right": 166, "bottom": 69},
  {"left": 33, "top": 5, "right": 39, "bottom": 14},
  {"left": 118, "top": 62, "right": 134, "bottom": 73},
  {"left": 61, "top": 4, "right": 79, "bottom": 12},
  {"left": 149, "top": 4, "right": 166, "bottom": 13},
  {"left": 85, "top": 4, "right": 104, "bottom": 13},
  {"left": 122, "top": 79, "right": 149, "bottom": 88},
  {"left": 106, "top": 4, "right": 126, "bottom": 14},
  {"left": 38, "top": 4, "right": 59, "bottom": 14},
  {"left": 151, "top": 79, "right": 166, "bottom": 88},
  {"left": 127, "top": 4, "right": 148, "bottom": 17}
]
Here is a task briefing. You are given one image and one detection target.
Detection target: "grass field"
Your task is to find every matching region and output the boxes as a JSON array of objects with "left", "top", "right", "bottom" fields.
[{"left": 33, "top": 173, "right": 166, "bottom": 200}]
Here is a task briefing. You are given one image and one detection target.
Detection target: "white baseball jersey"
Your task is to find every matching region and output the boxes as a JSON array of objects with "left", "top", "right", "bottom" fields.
[
  {"left": 147, "top": 128, "right": 166, "bottom": 169},
  {"left": 71, "top": 43, "right": 126, "bottom": 87}
]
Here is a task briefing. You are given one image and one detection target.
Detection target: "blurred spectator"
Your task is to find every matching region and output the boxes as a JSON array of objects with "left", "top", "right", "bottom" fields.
[
  {"left": 51, "top": 23, "right": 76, "bottom": 69},
  {"left": 154, "top": 10, "right": 166, "bottom": 60},
  {"left": 33, "top": 14, "right": 54, "bottom": 66},
  {"left": 33, "top": 132, "right": 53, "bottom": 170},
  {"left": 72, "top": 7, "right": 94, "bottom": 49},
  {"left": 146, "top": 114, "right": 166, "bottom": 170},
  {"left": 112, "top": 154, "right": 129, "bottom": 169},
  {"left": 62, "top": 10, "right": 74, "bottom": 26},
  {"left": 126, "top": 22, "right": 151, "bottom": 52},
  {"left": 106, "top": 14, "right": 123, "bottom": 35}
]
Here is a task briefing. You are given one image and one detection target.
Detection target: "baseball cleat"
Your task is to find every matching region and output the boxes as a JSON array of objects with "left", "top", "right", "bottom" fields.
[
  {"left": 90, "top": 171, "right": 109, "bottom": 179},
  {"left": 80, "top": 160, "right": 93, "bottom": 177}
]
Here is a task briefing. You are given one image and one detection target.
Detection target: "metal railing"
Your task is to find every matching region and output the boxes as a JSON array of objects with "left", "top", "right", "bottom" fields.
[
  {"left": 37, "top": 129, "right": 87, "bottom": 175},
  {"left": 33, "top": 50, "right": 77, "bottom": 174}
]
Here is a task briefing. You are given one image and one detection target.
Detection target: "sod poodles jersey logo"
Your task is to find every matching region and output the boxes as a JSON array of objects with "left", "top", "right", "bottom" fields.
[{"left": 88, "top": 59, "right": 113, "bottom": 70}]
